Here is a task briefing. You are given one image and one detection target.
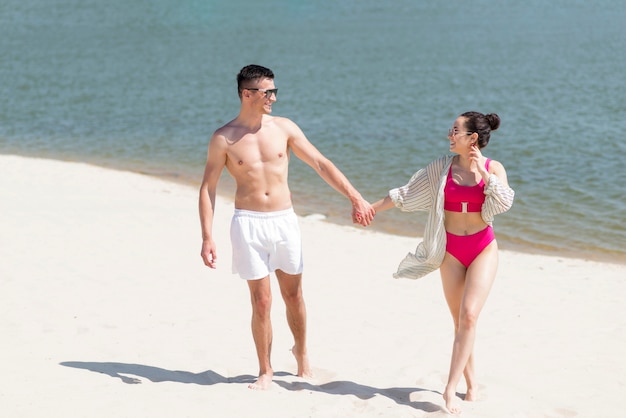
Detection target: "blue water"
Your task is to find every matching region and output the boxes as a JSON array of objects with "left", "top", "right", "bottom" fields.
[{"left": 1, "top": 0, "right": 625, "bottom": 262}]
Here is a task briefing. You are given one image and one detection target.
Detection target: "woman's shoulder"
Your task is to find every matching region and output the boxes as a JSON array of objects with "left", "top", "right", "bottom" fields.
[{"left": 486, "top": 158, "right": 505, "bottom": 173}]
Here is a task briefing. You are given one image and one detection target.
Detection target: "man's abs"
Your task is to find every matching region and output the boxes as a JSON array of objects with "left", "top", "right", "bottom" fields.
[{"left": 234, "top": 183, "right": 293, "bottom": 212}]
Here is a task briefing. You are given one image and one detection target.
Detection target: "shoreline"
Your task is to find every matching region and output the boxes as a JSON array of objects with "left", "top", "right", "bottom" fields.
[
  {"left": 3, "top": 151, "right": 623, "bottom": 265},
  {"left": 4, "top": 151, "right": 624, "bottom": 265}
]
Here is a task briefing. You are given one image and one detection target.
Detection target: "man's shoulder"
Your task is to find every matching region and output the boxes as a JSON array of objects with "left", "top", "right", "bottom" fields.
[
  {"left": 270, "top": 116, "right": 306, "bottom": 141},
  {"left": 215, "top": 118, "right": 239, "bottom": 134},
  {"left": 266, "top": 115, "right": 295, "bottom": 128},
  {"left": 211, "top": 119, "right": 242, "bottom": 143}
]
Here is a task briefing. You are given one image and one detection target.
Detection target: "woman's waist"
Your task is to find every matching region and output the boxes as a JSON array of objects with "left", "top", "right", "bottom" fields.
[{"left": 444, "top": 213, "right": 489, "bottom": 236}]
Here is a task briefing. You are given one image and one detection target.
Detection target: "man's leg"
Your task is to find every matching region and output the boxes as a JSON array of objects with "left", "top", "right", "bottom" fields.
[
  {"left": 247, "top": 275, "right": 274, "bottom": 390},
  {"left": 276, "top": 270, "right": 312, "bottom": 378}
]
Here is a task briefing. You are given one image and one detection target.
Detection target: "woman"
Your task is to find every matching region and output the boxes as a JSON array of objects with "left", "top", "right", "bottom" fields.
[{"left": 372, "top": 111, "right": 514, "bottom": 414}]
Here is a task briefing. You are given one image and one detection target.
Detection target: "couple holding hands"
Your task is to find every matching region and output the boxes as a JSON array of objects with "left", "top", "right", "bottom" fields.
[{"left": 199, "top": 65, "right": 514, "bottom": 414}]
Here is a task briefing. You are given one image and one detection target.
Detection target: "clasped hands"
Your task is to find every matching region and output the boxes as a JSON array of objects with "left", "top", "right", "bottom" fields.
[{"left": 352, "top": 199, "right": 376, "bottom": 227}]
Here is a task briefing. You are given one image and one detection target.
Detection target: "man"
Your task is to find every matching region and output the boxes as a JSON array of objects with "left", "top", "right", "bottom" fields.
[{"left": 199, "top": 64, "right": 375, "bottom": 390}]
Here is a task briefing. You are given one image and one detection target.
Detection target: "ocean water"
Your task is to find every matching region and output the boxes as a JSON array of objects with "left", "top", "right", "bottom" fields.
[{"left": 1, "top": 0, "right": 625, "bottom": 263}]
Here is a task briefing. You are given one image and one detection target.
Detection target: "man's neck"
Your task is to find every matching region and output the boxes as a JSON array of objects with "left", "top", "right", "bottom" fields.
[{"left": 235, "top": 109, "right": 266, "bottom": 130}]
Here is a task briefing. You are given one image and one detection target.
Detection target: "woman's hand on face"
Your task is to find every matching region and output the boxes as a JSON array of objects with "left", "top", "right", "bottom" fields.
[{"left": 469, "top": 144, "right": 488, "bottom": 178}]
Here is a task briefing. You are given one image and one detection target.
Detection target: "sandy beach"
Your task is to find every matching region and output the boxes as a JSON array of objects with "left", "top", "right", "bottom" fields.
[{"left": 1, "top": 154, "right": 624, "bottom": 418}]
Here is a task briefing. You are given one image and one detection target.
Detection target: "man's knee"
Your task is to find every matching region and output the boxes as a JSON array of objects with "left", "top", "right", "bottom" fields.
[
  {"left": 249, "top": 278, "right": 272, "bottom": 313},
  {"left": 251, "top": 294, "right": 272, "bottom": 318},
  {"left": 276, "top": 271, "right": 303, "bottom": 302},
  {"left": 281, "top": 290, "right": 304, "bottom": 306}
]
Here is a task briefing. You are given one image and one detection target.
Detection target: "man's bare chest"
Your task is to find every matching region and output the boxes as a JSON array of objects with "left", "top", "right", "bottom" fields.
[{"left": 227, "top": 134, "right": 289, "bottom": 168}]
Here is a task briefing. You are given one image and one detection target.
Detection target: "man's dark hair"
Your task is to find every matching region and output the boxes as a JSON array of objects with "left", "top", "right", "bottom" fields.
[{"left": 237, "top": 65, "right": 274, "bottom": 98}]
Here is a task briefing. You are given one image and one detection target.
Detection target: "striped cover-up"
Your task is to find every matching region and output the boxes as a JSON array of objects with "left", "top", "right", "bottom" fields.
[{"left": 388, "top": 155, "right": 515, "bottom": 279}]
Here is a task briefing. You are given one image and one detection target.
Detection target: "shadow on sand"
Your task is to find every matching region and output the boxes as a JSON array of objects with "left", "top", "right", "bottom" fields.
[
  {"left": 275, "top": 379, "right": 441, "bottom": 412},
  {"left": 60, "top": 361, "right": 441, "bottom": 413}
]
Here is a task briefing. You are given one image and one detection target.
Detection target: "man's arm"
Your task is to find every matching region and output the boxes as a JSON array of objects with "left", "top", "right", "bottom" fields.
[
  {"left": 199, "top": 132, "right": 227, "bottom": 268},
  {"left": 283, "top": 118, "right": 375, "bottom": 226}
]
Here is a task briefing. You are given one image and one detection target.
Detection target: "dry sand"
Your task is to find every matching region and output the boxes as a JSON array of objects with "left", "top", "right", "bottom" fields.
[{"left": 1, "top": 154, "right": 624, "bottom": 417}]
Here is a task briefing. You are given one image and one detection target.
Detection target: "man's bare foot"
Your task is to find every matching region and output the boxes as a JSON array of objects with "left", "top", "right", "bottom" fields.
[
  {"left": 248, "top": 373, "right": 273, "bottom": 390},
  {"left": 291, "top": 345, "right": 313, "bottom": 378},
  {"left": 443, "top": 388, "right": 462, "bottom": 415},
  {"left": 464, "top": 387, "right": 477, "bottom": 402}
]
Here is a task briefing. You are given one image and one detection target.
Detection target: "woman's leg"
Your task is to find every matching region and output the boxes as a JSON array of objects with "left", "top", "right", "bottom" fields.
[
  {"left": 440, "top": 253, "right": 468, "bottom": 414},
  {"left": 440, "top": 241, "right": 499, "bottom": 414},
  {"left": 440, "top": 252, "right": 465, "bottom": 333}
]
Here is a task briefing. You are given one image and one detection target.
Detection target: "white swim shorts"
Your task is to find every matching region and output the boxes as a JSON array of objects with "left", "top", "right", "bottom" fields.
[{"left": 230, "top": 208, "right": 303, "bottom": 280}]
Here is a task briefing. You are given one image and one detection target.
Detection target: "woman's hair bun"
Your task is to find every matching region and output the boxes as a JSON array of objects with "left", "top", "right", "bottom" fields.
[{"left": 485, "top": 113, "right": 501, "bottom": 131}]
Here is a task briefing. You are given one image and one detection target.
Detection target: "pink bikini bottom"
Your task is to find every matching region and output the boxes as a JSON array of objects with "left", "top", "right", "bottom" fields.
[{"left": 446, "top": 226, "right": 495, "bottom": 268}]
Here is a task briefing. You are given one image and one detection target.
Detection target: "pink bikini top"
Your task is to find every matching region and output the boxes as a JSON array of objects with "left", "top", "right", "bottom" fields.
[{"left": 444, "top": 159, "right": 491, "bottom": 213}]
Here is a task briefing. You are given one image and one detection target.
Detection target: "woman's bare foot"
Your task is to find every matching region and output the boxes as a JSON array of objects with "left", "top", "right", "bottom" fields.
[
  {"left": 248, "top": 372, "right": 273, "bottom": 390},
  {"left": 291, "top": 345, "right": 313, "bottom": 378},
  {"left": 464, "top": 386, "right": 477, "bottom": 402},
  {"left": 443, "top": 387, "right": 462, "bottom": 415}
]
